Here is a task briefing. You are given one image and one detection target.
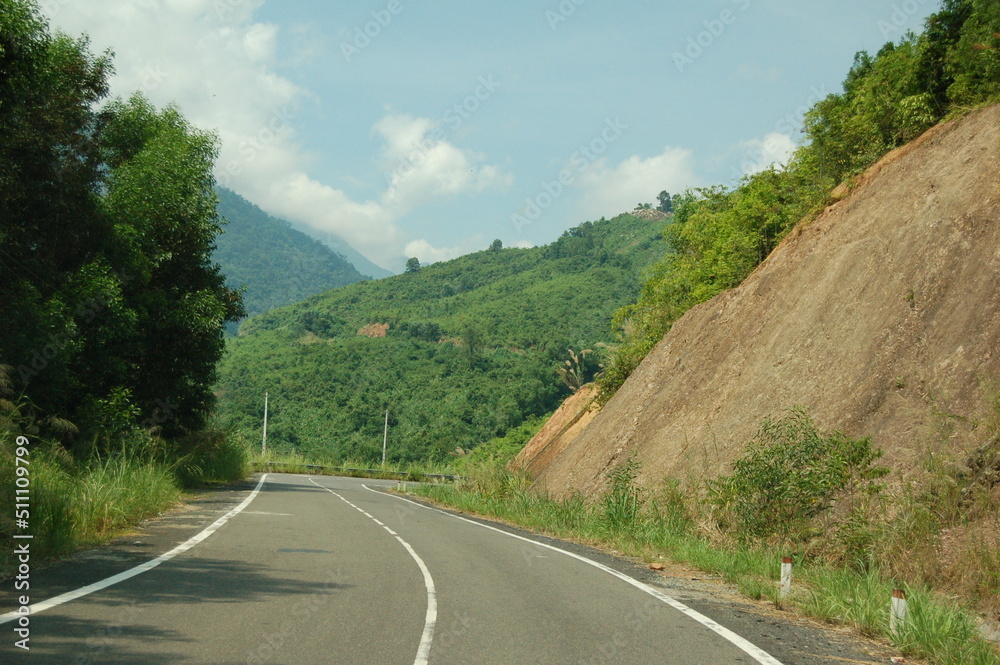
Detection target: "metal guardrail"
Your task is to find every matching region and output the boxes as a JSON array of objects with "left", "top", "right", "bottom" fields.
[{"left": 263, "top": 461, "right": 462, "bottom": 482}]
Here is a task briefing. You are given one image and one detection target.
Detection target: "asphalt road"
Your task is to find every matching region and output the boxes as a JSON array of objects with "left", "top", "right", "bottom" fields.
[{"left": 0, "top": 474, "right": 891, "bottom": 664}]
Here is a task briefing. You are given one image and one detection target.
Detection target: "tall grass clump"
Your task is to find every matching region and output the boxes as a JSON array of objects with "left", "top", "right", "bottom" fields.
[
  {"left": 174, "top": 426, "right": 251, "bottom": 486},
  {"left": 0, "top": 437, "right": 182, "bottom": 574},
  {"left": 0, "top": 385, "right": 250, "bottom": 575},
  {"left": 600, "top": 455, "right": 643, "bottom": 533}
]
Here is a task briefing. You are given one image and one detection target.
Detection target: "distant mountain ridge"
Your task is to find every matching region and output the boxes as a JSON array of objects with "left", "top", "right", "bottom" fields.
[
  {"left": 213, "top": 188, "right": 371, "bottom": 321},
  {"left": 293, "top": 224, "right": 396, "bottom": 279}
]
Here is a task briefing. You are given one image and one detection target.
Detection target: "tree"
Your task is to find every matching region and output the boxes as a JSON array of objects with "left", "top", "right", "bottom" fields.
[
  {"left": 460, "top": 323, "right": 482, "bottom": 365},
  {"left": 99, "top": 94, "right": 244, "bottom": 437},
  {"left": 944, "top": 0, "right": 1000, "bottom": 105},
  {"left": 657, "top": 191, "right": 674, "bottom": 213},
  {"left": 405, "top": 257, "right": 421, "bottom": 273},
  {"left": 0, "top": 0, "right": 116, "bottom": 440},
  {"left": 0, "top": 1, "right": 242, "bottom": 448},
  {"left": 490, "top": 239, "right": 503, "bottom": 252}
]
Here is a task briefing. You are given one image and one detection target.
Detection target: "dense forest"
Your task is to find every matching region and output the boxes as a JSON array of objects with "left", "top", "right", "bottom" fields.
[
  {"left": 598, "top": 0, "right": 1000, "bottom": 400},
  {"left": 215, "top": 214, "right": 668, "bottom": 462},
  {"left": 214, "top": 187, "right": 370, "bottom": 323},
  {"left": 0, "top": 1, "right": 241, "bottom": 454}
]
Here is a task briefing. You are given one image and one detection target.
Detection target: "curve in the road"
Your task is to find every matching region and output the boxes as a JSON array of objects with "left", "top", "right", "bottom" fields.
[
  {"left": 308, "top": 476, "right": 437, "bottom": 665},
  {"left": 2, "top": 473, "right": 786, "bottom": 665},
  {"left": 364, "top": 483, "right": 784, "bottom": 665}
]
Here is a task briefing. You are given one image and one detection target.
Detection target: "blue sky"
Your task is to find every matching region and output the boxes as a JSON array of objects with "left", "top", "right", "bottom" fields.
[{"left": 43, "top": 0, "right": 939, "bottom": 272}]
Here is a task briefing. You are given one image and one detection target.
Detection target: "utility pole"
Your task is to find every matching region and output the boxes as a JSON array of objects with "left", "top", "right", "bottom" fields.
[
  {"left": 262, "top": 392, "right": 269, "bottom": 456},
  {"left": 382, "top": 409, "right": 389, "bottom": 466}
]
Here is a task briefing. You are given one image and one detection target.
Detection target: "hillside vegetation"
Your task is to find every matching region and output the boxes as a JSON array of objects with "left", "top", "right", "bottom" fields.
[
  {"left": 214, "top": 188, "right": 370, "bottom": 321},
  {"left": 599, "top": 0, "right": 1000, "bottom": 398},
  {"left": 216, "top": 214, "right": 667, "bottom": 462}
]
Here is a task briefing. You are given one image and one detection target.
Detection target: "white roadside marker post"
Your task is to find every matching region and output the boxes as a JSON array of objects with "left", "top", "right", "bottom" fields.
[
  {"left": 780, "top": 557, "right": 793, "bottom": 599},
  {"left": 890, "top": 588, "right": 908, "bottom": 638}
]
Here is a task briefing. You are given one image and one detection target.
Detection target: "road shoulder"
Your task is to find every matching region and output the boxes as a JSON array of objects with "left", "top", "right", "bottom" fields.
[
  {"left": 0, "top": 476, "right": 262, "bottom": 613},
  {"left": 386, "top": 486, "right": 911, "bottom": 665}
]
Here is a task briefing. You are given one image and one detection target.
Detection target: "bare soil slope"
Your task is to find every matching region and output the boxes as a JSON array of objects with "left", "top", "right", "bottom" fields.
[
  {"left": 513, "top": 384, "right": 601, "bottom": 476},
  {"left": 532, "top": 105, "right": 1000, "bottom": 498}
]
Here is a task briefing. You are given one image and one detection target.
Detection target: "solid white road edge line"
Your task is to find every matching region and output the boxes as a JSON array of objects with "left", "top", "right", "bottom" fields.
[
  {"left": 0, "top": 474, "right": 271, "bottom": 625},
  {"left": 363, "top": 483, "right": 785, "bottom": 665},
  {"left": 308, "top": 477, "right": 437, "bottom": 665}
]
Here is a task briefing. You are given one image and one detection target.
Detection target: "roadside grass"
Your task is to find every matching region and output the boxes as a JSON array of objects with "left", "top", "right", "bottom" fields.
[
  {"left": 0, "top": 426, "right": 252, "bottom": 578},
  {"left": 410, "top": 412, "right": 1000, "bottom": 665}
]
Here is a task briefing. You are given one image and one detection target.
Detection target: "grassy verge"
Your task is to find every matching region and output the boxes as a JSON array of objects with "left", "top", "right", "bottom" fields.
[
  {"left": 410, "top": 415, "right": 1000, "bottom": 665},
  {"left": 0, "top": 427, "right": 251, "bottom": 577},
  {"left": 247, "top": 415, "right": 547, "bottom": 483}
]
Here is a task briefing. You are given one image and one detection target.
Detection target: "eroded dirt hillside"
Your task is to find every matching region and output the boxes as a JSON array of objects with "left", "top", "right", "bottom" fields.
[
  {"left": 513, "top": 384, "right": 600, "bottom": 477},
  {"left": 530, "top": 105, "right": 1000, "bottom": 498}
]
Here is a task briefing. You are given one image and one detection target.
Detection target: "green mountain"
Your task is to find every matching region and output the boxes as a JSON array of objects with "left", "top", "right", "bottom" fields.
[
  {"left": 214, "top": 188, "right": 371, "bottom": 320},
  {"left": 215, "top": 213, "right": 668, "bottom": 462}
]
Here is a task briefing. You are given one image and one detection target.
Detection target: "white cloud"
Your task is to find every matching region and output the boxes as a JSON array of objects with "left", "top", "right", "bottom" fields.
[
  {"left": 41, "top": 0, "right": 508, "bottom": 270},
  {"left": 377, "top": 113, "right": 513, "bottom": 214},
  {"left": 242, "top": 22, "right": 278, "bottom": 63},
  {"left": 403, "top": 239, "right": 465, "bottom": 265},
  {"left": 575, "top": 147, "right": 697, "bottom": 218},
  {"left": 259, "top": 173, "right": 400, "bottom": 250},
  {"left": 735, "top": 132, "right": 797, "bottom": 177},
  {"left": 512, "top": 240, "right": 535, "bottom": 249}
]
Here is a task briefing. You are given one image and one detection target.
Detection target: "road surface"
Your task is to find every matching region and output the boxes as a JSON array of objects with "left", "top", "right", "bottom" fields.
[{"left": 0, "top": 474, "right": 885, "bottom": 664}]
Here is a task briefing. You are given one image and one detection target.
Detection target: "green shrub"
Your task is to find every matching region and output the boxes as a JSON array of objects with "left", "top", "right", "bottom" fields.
[
  {"left": 709, "top": 408, "right": 889, "bottom": 542},
  {"left": 174, "top": 426, "right": 250, "bottom": 486}
]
